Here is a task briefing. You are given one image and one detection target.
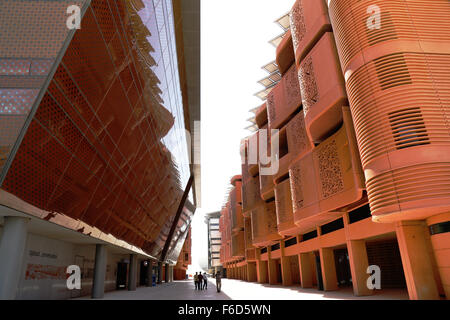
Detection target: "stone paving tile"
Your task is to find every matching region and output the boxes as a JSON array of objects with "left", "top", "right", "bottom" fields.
[{"left": 75, "top": 279, "right": 409, "bottom": 300}]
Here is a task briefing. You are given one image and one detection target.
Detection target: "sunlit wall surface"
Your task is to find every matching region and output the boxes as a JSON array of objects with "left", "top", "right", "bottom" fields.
[{"left": 0, "top": 0, "right": 192, "bottom": 259}]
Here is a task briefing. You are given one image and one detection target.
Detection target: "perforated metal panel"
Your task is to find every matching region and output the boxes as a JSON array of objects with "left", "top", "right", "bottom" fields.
[
  {"left": 251, "top": 201, "right": 282, "bottom": 247},
  {"left": 286, "top": 111, "right": 313, "bottom": 161},
  {"left": 0, "top": 0, "right": 87, "bottom": 178},
  {"left": 275, "top": 178, "right": 298, "bottom": 237},
  {"left": 231, "top": 231, "right": 245, "bottom": 258},
  {"left": 298, "top": 32, "right": 347, "bottom": 143},
  {"left": 290, "top": 0, "right": 331, "bottom": 65},
  {"left": 289, "top": 108, "right": 365, "bottom": 233},
  {"left": 0, "top": 0, "right": 193, "bottom": 258},
  {"left": 266, "top": 64, "right": 302, "bottom": 130}
]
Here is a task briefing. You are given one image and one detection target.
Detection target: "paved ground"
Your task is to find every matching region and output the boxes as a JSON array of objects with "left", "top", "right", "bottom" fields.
[{"left": 76, "top": 279, "right": 409, "bottom": 300}]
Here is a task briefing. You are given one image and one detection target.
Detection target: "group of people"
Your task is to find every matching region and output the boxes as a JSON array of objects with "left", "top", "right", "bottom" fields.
[
  {"left": 193, "top": 272, "right": 208, "bottom": 290},
  {"left": 193, "top": 271, "right": 222, "bottom": 293}
]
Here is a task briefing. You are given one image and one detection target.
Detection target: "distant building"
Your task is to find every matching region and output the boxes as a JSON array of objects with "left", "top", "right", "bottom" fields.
[{"left": 204, "top": 211, "right": 222, "bottom": 274}]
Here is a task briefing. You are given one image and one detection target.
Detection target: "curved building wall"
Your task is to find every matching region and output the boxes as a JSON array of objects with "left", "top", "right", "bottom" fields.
[{"left": 328, "top": 0, "right": 450, "bottom": 223}]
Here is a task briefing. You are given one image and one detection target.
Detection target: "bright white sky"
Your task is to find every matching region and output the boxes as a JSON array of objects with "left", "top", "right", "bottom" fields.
[{"left": 188, "top": 0, "right": 295, "bottom": 273}]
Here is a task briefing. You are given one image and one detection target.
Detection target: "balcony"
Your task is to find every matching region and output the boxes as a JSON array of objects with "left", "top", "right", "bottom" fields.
[
  {"left": 290, "top": 107, "right": 365, "bottom": 233},
  {"left": 275, "top": 30, "right": 295, "bottom": 76},
  {"left": 244, "top": 217, "right": 254, "bottom": 249},
  {"left": 242, "top": 174, "right": 264, "bottom": 217},
  {"left": 245, "top": 217, "right": 257, "bottom": 262},
  {"left": 299, "top": 32, "right": 347, "bottom": 144},
  {"left": 231, "top": 197, "right": 244, "bottom": 233},
  {"left": 255, "top": 102, "right": 268, "bottom": 129},
  {"left": 271, "top": 111, "right": 313, "bottom": 184},
  {"left": 251, "top": 201, "right": 283, "bottom": 247},
  {"left": 248, "top": 132, "right": 259, "bottom": 176},
  {"left": 267, "top": 64, "right": 303, "bottom": 130},
  {"left": 258, "top": 124, "right": 275, "bottom": 200},
  {"left": 275, "top": 177, "right": 300, "bottom": 237},
  {"left": 290, "top": 0, "right": 331, "bottom": 65},
  {"left": 230, "top": 177, "right": 244, "bottom": 233},
  {"left": 231, "top": 231, "right": 245, "bottom": 259}
]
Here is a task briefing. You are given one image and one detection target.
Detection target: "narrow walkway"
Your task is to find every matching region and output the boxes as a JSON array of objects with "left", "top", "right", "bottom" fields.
[
  {"left": 76, "top": 280, "right": 231, "bottom": 300},
  {"left": 75, "top": 279, "right": 408, "bottom": 300}
]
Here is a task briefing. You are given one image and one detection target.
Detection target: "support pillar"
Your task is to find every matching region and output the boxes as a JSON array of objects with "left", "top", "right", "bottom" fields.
[
  {"left": 244, "top": 265, "right": 248, "bottom": 281},
  {"left": 256, "top": 260, "right": 268, "bottom": 283},
  {"left": 146, "top": 260, "right": 154, "bottom": 287},
  {"left": 165, "top": 263, "right": 169, "bottom": 283},
  {"left": 157, "top": 262, "right": 162, "bottom": 284},
  {"left": 396, "top": 220, "right": 440, "bottom": 300},
  {"left": 92, "top": 244, "right": 107, "bottom": 299},
  {"left": 268, "top": 260, "right": 278, "bottom": 285},
  {"left": 347, "top": 240, "right": 373, "bottom": 296},
  {"left": 169, "top": 265, "right": 174, "bottom": 282},
  {"left": 0, "top": 216, "right": 29, "bottom": 300},
  {"left": 298, "top": 253, "right": 313, "bottom": 288},
  {"left": 247, "top": 262, "right": 257, "bottom": 282},
  {"left": 281, "top": 256, "right": 293, "bottom": 286},
  {"left": 319, "top": 248, "right": 338, "bottom": 291},
  {"left": 128, "top": 254, "right": 137, "bottom": 291}
]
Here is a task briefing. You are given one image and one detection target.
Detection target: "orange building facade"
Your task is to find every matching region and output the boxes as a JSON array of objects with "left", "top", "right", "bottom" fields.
[
  {"left": 0, "top": 0, "right": 199, "bottom": 299},
  {"left": 220, "top": 0, "right": 450, "bottom": 300}
]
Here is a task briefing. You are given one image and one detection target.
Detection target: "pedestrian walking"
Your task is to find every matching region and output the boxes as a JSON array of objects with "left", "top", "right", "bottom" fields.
[
  {"left": 202, "top": 272, "right": 208, "bottom": 290},
  {"left": 198, "top": 272, "right": 204, "bottom": 290},
  {"left": 194, "top": 272, "right": 199, "bottom": 290},
  {"left": 215, "top": 271, "right": 222, "bottom": 293}
]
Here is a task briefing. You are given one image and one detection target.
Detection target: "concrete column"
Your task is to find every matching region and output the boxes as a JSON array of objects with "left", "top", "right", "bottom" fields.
[
  {"left": 157, "top": 262, "right": 162, "bottom": 284},
  {"left": 268, "top": 260, "right": 278, "bottom": 285},
  {"left": 281, "top": 256, "right": 293, "bottom": 286},
  {"left": 247, "top": 262, "right": 257, "bottom": 282},
  {"left": 256, "top": 260, "right": 268, "bottom": 283},
  {"left": 128, "top": 254, "right": 137, "bottom": 291},
  {"left": 92, "top": 244, "right": 107, "bottom": 299},
  {"left": 0, "top": 216, "right": 29, "bottom": 300},
  {"left": 298, "top": 253, "right": 313, "bottom": 288},
  {"left": 165, "top": 263, "right": 169, "bottom": 283},
  {"left": 319, "top": 248, "right": 338, "bottom": 291},
  {"left": 146, "top": 260, "right": 153, "bottom": 287},
  {"left": 347, "top": 240, "right": 373, "bottom": 296},
  {"left": 396, "top": 221, "right": 440, "bottom": 300}
]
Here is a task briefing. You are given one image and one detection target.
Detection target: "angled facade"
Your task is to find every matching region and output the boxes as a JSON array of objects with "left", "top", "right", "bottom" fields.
[{"left": 0, "top": 0, "right": 200, "bottom": 299}]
